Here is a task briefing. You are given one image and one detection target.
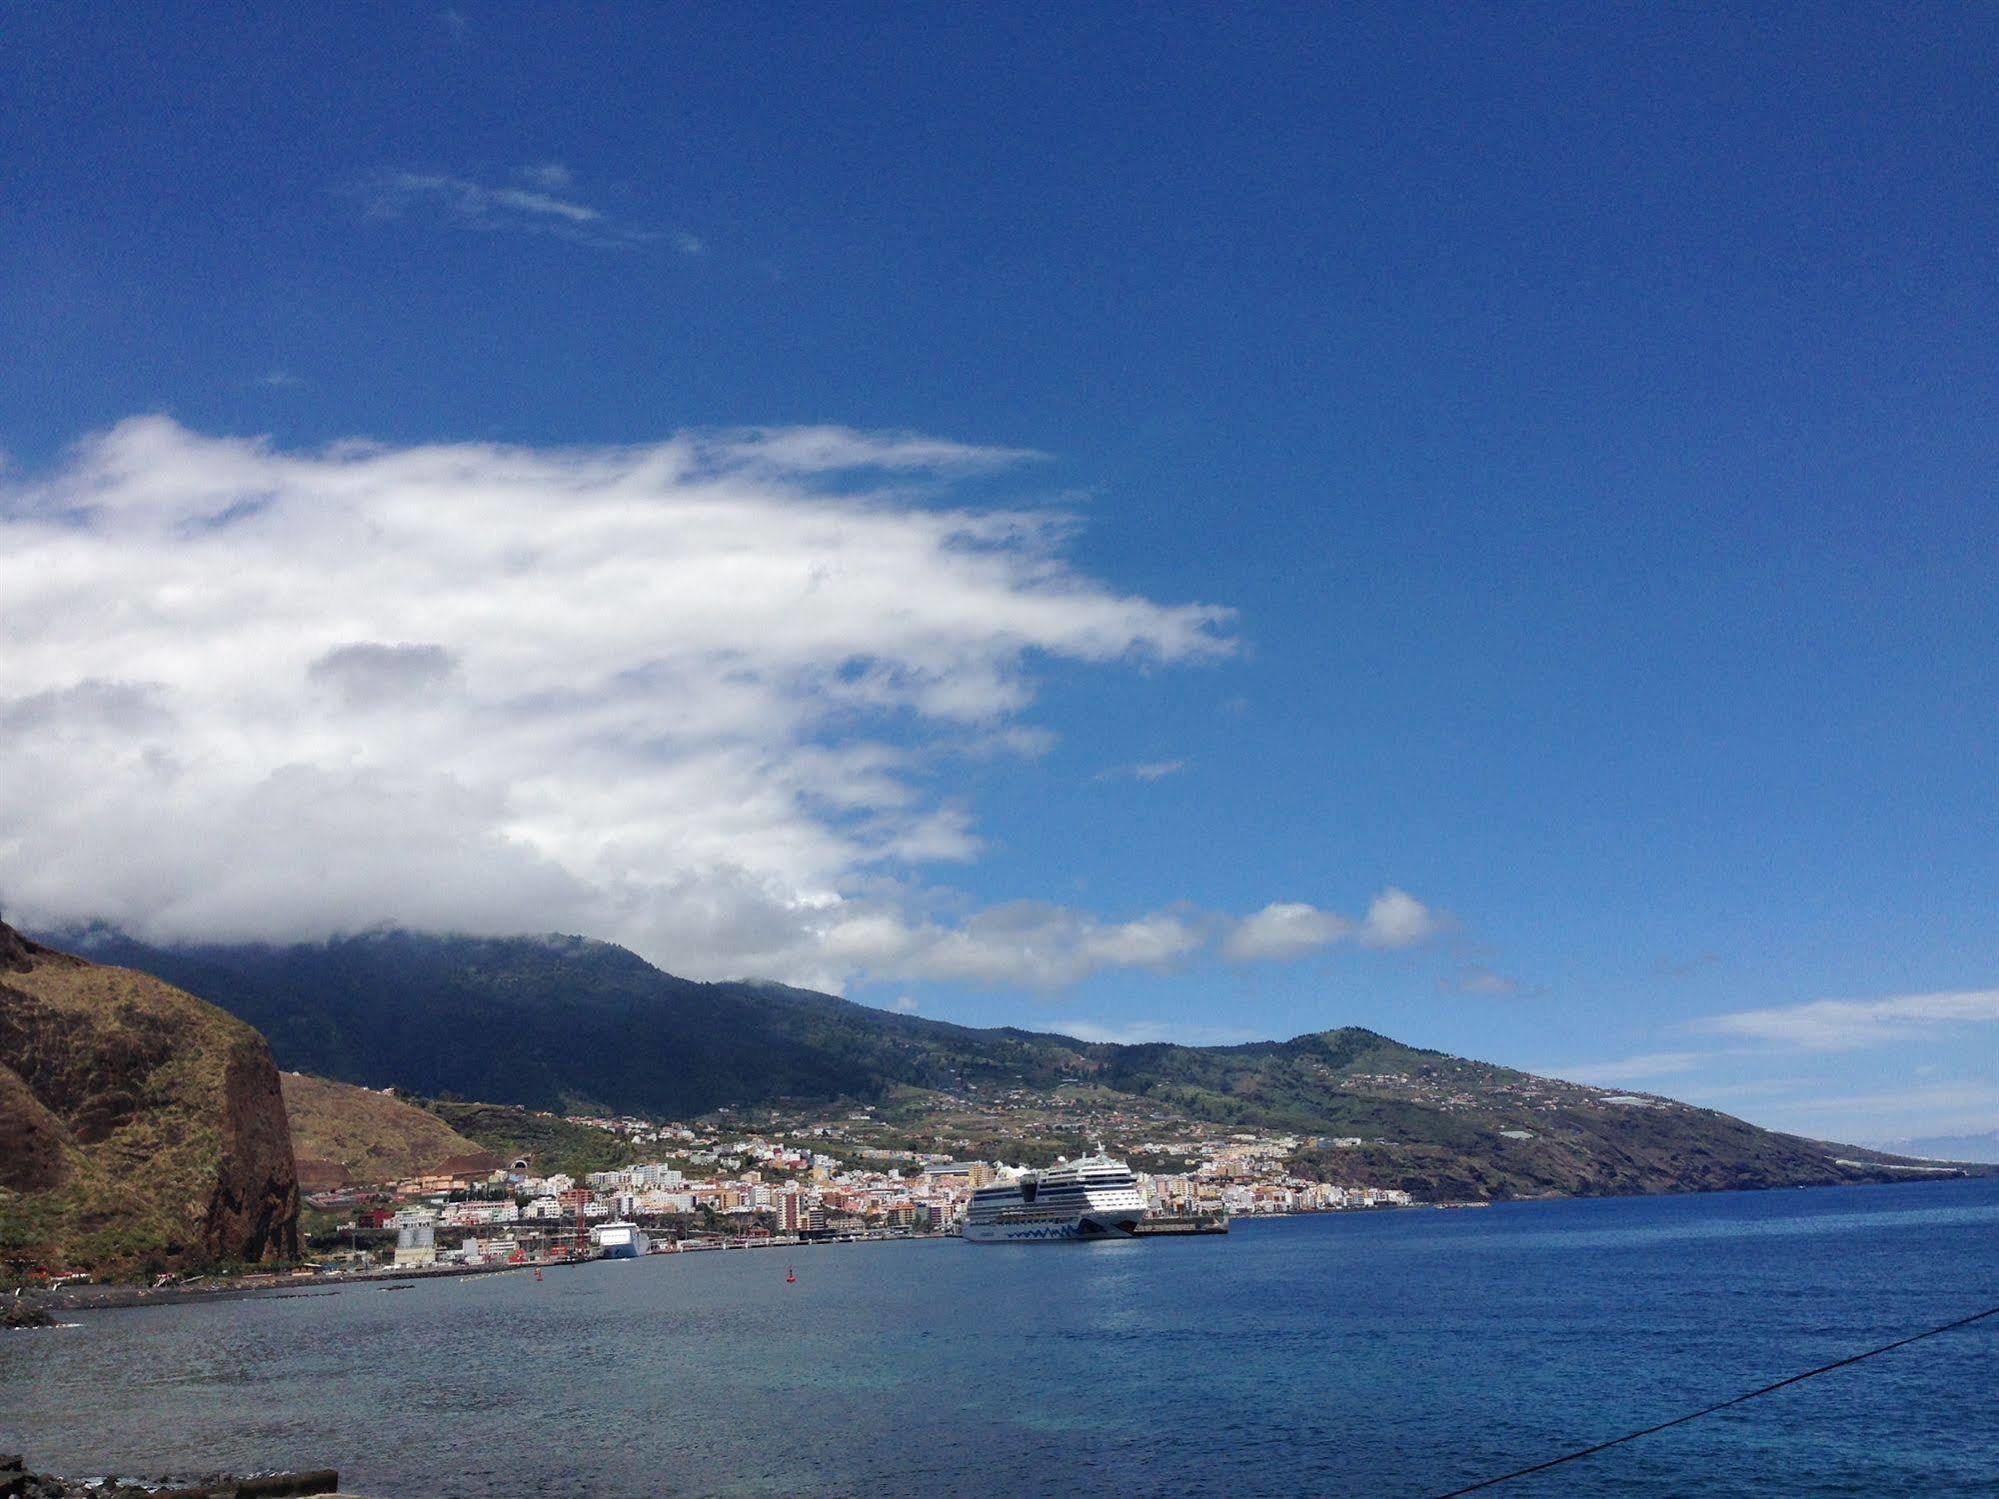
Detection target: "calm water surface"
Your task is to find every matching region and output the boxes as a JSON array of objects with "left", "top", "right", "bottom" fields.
[{"left": 4, "top": 1177, "right": 1997, "bottom": 1496}]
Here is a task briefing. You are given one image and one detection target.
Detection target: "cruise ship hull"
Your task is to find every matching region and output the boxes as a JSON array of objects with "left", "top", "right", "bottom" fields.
[
  {"left": 963, "top": 1212, "right": 1142, "bottom": 1244},
  {"left": 962, "top": 1153, "right": 1149, "bottom": 1244},
  {"left": 591, "top": 1222, "right": 651, "bottom": 1259}
]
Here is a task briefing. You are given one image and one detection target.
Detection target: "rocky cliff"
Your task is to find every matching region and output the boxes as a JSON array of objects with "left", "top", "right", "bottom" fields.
[{"left": 0, "top": 922, "right": 299, "bottom": 1276}]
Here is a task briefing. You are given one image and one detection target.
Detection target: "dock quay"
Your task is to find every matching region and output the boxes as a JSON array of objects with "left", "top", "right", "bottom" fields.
[{"left": 1132, "top": 1215, "right": 1228, "bottom": 1236}]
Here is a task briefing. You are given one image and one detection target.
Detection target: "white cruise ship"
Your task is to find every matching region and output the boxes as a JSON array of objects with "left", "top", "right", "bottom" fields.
[
  {"left": 963, "top": 1152, "right": 1148, "bottom": 1243},
  {"left": 590, "top": 1220, "right": 651, "bottom": 1259}
]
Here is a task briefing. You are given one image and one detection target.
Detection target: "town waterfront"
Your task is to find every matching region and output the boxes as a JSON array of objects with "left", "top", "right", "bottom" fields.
[{"left": 4, "top": 1177, "right": 1996, "bottom": 1497}]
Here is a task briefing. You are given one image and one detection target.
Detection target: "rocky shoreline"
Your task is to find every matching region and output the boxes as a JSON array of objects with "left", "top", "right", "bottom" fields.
[
  {"left": 6, "top": 1254, "right": 560, "bottom": 1318},
  {"left": 0, "top": 1455, "right": 338, "bottom": 1498},
  {"left": 1, "top": 1299, "right": 56, "bottom": 1329}
]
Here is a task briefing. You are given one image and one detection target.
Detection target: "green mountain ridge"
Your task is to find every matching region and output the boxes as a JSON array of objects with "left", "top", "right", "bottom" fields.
[{"left": 56, "top": 926, "right": 1975, "bottom": 1201}]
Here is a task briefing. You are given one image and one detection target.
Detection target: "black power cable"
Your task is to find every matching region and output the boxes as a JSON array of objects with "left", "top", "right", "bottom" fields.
[{"left": 1434, "top": 1301, "right": 1999, "bottom": 1496}]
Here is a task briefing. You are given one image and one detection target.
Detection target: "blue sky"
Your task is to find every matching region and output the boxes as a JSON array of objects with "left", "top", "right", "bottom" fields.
[{"left": 2, "top": 5, "right": 1994, "bottom": 1144}]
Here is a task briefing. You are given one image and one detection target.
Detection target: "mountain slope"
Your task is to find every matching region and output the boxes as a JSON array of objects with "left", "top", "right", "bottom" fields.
[
  {"left": 280, "top": 1072, "right": 491, "bottom": 1188},
  {"left": 63, "top": 927, "right": 1966, "bottom": 1201},
  {"left": 63, "top": 929, "right": 1080, "bottom": 1115},
  {"left": 0, "top": 923, "right": 299, "bottom": 1275}
]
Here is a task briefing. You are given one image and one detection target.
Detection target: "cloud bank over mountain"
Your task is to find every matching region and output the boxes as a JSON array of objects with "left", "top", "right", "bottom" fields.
[{"left": 0, "top": 418, "right": 1438, "bottom": 990}]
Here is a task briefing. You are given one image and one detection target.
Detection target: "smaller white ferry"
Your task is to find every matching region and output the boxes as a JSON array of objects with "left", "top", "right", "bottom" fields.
[
  {"left": 963, "top": 1151, "right": 1148, "bottom": 1243},
  {"left": 590, "top": 1220, "right": 651, "bottom": 1259}
]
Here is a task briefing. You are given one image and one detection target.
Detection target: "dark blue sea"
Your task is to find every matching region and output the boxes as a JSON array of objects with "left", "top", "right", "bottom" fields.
[{"left": 4, "top": 1177, "right": 1997, "bottom": 1496}]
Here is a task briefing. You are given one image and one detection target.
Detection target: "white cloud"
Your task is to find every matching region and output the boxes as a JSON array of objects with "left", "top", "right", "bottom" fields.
[
  {"left": 1672, "top": 1076, "right": 1816, "bottom": 1103},
  {"left": 1695, "top": 988, "right": 1999, "bottom": 1052},
  {"left": 1225, "top": 902, "right": 1352, "bottom": 960},
  {"left": 888, "top": 995, "right": 919, "bottom": 1014},
  {"left": 307, "top": 642, "right": 460, "bottom": 708},
  {"left": 350, "top": 166, "right": 664, "bottom": 249},
  {"left": 1441, "top": 964, "right": 1519, "bottom": 997},
  {"left": 1092, "top": 759, "right": 1186, "bottom": 784},
  {"left": 519, "top": 162, "right": 573, "bottom": 191},
  {"left": 1754, "top": 1083, "right": 1999, "bottom": 1142},
  {"left": 0, "top": 416, "right": 1259, "bottom": 990},
  {"left": 486, "top": 186, "right": 600, "bottom": 223},
  {"left": 1223, "top": 887, "right": 1445, "bottom": 961},
  {"left": 1360, "top": 887, "right": 1443, "bottom": 949},
  {"left": 1555, "top": 1051, "right": 1707, "bottom": 1085},
  {"left": 1054, "top": 1018, "right": 1262, "bottom": 1047},
  {"left": 819, "top": 902, "right": 1206, "bottom": 989},
  {"left": 0, "top": 418, "right": 1456, "bottom": 997}
]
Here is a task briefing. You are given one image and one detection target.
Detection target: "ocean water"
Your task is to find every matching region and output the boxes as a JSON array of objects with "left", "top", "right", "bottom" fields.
[{"left": 4, "top": 1177, "right": 1997, "bottom": 1497}]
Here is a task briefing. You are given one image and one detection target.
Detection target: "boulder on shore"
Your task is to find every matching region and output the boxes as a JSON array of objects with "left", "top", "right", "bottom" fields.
[{"left": 0, "top": 1298, "right": 54, "bottom": 1329}]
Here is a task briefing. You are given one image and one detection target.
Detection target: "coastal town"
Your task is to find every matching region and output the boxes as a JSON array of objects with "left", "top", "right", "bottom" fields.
[{"left": 300, "top": 1104, "right": 1416, "bottom": 1274}]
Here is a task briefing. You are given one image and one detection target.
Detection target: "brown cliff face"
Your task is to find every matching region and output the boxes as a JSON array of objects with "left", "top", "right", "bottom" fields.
[
  {"left": 278, "top": 1071, "right": 489, "bottom": 1188},
  {"left": 0, "top": 922, "right": 300, "bottom": 1276}
]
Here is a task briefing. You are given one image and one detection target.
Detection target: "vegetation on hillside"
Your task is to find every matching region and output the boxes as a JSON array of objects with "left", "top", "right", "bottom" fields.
[
  {"left": 279, "top": 1072, "right": 488, "bottom": 1188},
  {"left": 0, "top": 923, "right": 299, "bottom": 1279},
  {"left": 69, "top": 927, "right": 1978, "bottom": 1203},
  {"left": 421, "top": 1099, "right": 638, "bottom": 1178}
]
